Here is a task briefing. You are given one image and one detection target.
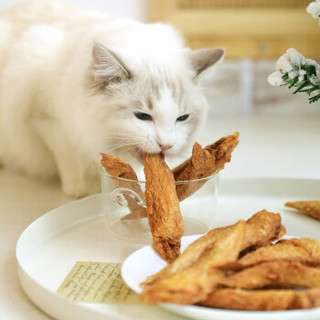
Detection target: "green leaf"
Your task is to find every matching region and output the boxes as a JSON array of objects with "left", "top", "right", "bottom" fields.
[
  {"left": 309, "top": 94, "right": 320, "bottom": 103},
  {"left": 293, "top": 81, "right": 312, "bottom": 94},
  {"left": 305, "top": 65, "right": 316, "bottom": 77},
  {"left": 300, "top": 86, "right": 320, "bottom": 94},
  {"left": 288, "top": 77, "right": 299, "bottom": 88}
]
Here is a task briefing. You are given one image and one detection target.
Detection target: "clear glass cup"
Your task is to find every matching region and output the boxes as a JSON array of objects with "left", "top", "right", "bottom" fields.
[{"left": 101, "top": 165, "right": 219, "bottom": 244}]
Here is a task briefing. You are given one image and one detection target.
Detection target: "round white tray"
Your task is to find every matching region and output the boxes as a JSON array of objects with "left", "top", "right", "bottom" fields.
[{"left": 16, "top": 178, "right": 320, "bottom": 320}]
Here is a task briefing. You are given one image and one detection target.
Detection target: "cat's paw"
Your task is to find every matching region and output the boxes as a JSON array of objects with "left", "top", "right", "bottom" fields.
[{"left": 61, "top": 175, "right": 90, "bottom": 198}]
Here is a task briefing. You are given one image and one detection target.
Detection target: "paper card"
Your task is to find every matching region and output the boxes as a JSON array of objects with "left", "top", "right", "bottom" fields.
[{"left": 57, "top": 261, "right": 141, "bottom": 304}]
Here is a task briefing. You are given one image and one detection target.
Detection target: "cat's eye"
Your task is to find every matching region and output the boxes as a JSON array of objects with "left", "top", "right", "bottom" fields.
[
  {"left": 134, "top": 112, "right": 152, "bottom": 121},
  {"left": 176, "top": 114, "right": 189, "bottom": 122}
]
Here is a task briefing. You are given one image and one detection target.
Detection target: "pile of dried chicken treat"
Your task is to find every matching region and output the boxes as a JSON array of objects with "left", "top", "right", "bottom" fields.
[
  {"left": 140, "top": 210, "right": 320, "bottom": 311},
  {"left": 101, "top": 132, "right": 239, "bottom": 263}
]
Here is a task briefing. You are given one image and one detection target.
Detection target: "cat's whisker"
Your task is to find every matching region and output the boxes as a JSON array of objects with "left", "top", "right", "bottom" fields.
[
  {"left": 134, "top": 148, "right": 144, "bottom": 159},
  {"left": 92, "top": 132, "right": 132, "bottom": 140},
  {"left": 90, "top": 133, "right": 134, "bottom": 145},
  {"left": 111, "top": 138, "right": 136, "bottom": 149},
  {"left": 107, "top": 141, "right": 138, "bottom": 154},
  {"left": 104, "top": 132, "right": 133, "bottom": 137}
]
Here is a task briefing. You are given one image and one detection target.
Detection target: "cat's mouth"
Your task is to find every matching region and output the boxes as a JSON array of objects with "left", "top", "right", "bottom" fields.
[
  {"left": 131, "top": 148, "right": 164, "bottom": 163},
  {"left": 130, "top": 145, "right": 174, "bottom": 162}
]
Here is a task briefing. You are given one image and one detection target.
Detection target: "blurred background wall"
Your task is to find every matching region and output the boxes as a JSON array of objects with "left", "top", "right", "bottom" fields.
[
  {"left": 0, "top": 0, "right": 149, "bottom": 21},
  {"left": 1, "top": 0, "right": 320, "bottom": 117},
  {"left": 150, "top": 0, "right": 320, "bottom": 60},
  {"left": 149, "top": 0, "right": 320, "bottom": 117}
]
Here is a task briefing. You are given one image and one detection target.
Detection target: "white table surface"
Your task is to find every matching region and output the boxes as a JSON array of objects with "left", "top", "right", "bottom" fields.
[{"left": 1, "top": 114, "right": 320, "bottom": 320}]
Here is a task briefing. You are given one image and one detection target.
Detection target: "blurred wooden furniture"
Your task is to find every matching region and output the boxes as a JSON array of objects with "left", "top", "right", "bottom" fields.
[{"left": 149, "top": 0, "right": 320, "bottom": 59}]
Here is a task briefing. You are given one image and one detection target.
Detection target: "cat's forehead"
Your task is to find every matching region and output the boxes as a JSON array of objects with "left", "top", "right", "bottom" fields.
[
  {"left": 140, "top": 71, "right": 190, "bottom": 111},
  {"left": 153, "top": 85, "right": 182, "bottom": 114}
]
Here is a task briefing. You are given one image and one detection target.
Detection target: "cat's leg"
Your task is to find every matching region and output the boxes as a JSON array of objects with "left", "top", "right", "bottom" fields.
[
  {"left": 35, "top": 120, "right": 96, "bottom": 197},
  {"left": 56, "top": 154, "right": 100, "bottom": 198},
  {"left": 0, "top": 105, "right": 58, "bottom": 179},
  {"left": 53, "top": 144, "right": 101, "bottom": 198},
  {"left": 56, "top": 155, "right": 90, "bottom": 198},
  {"left": 0, "top": 27, "right": 59, "bottom": 179}
]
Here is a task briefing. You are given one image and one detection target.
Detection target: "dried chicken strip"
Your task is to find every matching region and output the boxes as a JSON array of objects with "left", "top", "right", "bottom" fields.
[
  {"left": 241, "top": 209, "right": 286, "bottom": 249},
  {"left": 233, "top": 238, "right": 320, "bottom": 268},
  {"left": 140, "top": 220, "right": 246, "bottom": 304},
  {"left": 143, "top": 210, "right": 284, "bottom": 287},
  {"left": 174, "top": 142, "right": 215, "bottom": 201},
  {"left": 172, "top": 132, "right": 239, "bottom": 201},
  {"left": 204, "top": 131, "right": 240, "bottom": 171},
  {"left": 101, "top": 153, "right": 138, "bottom": 180},
  {"left": 278, "top": 238, "right": 320, "bottom": 258},
  {"left": 172, "top": 132, "right": 239, "bottom": 180},
  {"left": 142, "top": 222, "right": 240, "bottom": 287},
  {"left": 285, "top": 201, "right": 320, "bottom": 221},
  {"left": 174, "top": 142, "right": 214, "bottom": 181},
  {"left": 218, "top": 260, "right": 320, "bottom": 289},
  {"left": 143, "top": 153, "right": 184, "bottom": 264},
  {"left": 100, "top": 153, "right": 147, "bottom": 219},
  {"left": 200, "top": 288, "right": 320, "bottom": 311}
]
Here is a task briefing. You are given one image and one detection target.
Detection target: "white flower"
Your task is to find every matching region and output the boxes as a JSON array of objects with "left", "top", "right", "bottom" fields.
[
  {"left": 267, "top": 71, "right": 284, "bottom": 86},
  {"left": 275, "top": 48, "right": 306, "bottom": 73},
  {"left": 298, "top": 69, "right": 307, "bottom": 83},
  {"left": 288, "top": 70, "right": 298, "bottom": 79},
  {"left": 275, "top": 52, "right": 293, "bottom": 73},
  {"left": 307, "top": 0, "right": 320, "bottom": 20},
  {"left": 310, "top": 68, "right": 320, "bottom": 86},
  {"left": 287, "top": 48, "right": 305, "bottom": 67},
  {"left": 305, "top": 58, "right": 320, "bottom": 69},
  {"left": 310, "top": 75, "right": 320, "bottom": 86}
]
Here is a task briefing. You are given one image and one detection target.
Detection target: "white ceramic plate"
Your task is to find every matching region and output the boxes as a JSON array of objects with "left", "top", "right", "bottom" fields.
[
  {"left": 16, "top": 178, "right": 320, "bottom": 320},
  {"left": 122, "top": 234, "right": 320, "bottom": 320}
]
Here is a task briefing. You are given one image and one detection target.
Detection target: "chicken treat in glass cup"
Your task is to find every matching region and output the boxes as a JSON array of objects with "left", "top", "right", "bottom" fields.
[{"left": 101, "top": 165, "right": 219, "bottom": 244}]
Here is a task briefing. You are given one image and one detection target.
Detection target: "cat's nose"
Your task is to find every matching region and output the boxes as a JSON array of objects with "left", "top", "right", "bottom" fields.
[{"left": 159, "top": 144, "right": 173, "bottom": 151}]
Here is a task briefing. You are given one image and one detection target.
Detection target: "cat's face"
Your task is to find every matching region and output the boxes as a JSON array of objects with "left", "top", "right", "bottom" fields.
[
  {"left": 105, "top": 71, "right": 208, "bottom": 160},
  {"left": 90, "top": 43, "right": 224, "bottom": 160}
]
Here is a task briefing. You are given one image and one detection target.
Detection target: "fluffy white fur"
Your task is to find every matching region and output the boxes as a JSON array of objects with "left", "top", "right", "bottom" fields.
[{"left": 0, "top": 0, "right": 224, "bottom": 197}]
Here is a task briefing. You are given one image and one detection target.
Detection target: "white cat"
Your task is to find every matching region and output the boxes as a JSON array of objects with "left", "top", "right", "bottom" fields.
[{"left": 0, "top": 0, "right": 224, "bottom": 197}]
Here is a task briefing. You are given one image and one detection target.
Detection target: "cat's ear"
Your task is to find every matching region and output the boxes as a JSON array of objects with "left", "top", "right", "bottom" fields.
[
  {"left": 189, "top": 48, "right": 225, "bottom": 79},
  {"left": 91, "top": 42, "right": 131, "bottom": 85}
]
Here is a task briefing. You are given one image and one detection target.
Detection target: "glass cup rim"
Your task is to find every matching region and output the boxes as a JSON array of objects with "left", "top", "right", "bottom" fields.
[{"left": 100, "top": 164, "right": 219, "bottom": 184}]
